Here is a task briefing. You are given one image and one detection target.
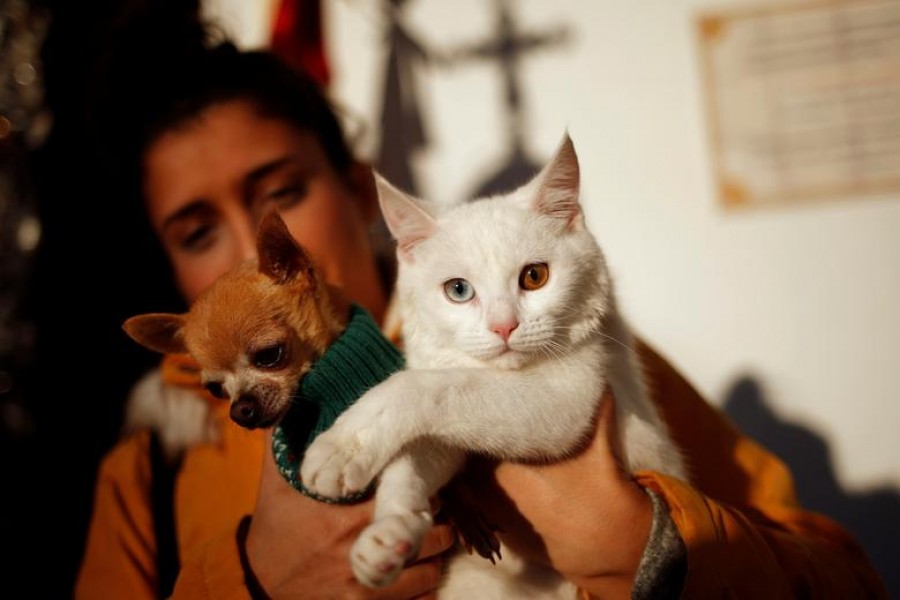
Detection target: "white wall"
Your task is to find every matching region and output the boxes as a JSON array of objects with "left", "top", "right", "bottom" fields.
[
  {"left": 204, "top": 0, "right": 900, "bottom": 491},
  {"left": 202, "top": 0, "right": 277, "bottom": 48},
  {"left": 326, "top": 0, "right": 900, "bottom": 492}
]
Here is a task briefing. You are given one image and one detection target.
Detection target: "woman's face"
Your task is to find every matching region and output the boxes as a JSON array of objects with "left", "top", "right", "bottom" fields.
[{"left": 142, "top": 100, "right": 386, "bottom": 321}]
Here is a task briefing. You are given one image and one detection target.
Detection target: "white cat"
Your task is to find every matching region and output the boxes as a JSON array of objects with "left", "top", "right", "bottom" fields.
[{"left": 301, "top": 134, "right": 686, "bottom": 598}]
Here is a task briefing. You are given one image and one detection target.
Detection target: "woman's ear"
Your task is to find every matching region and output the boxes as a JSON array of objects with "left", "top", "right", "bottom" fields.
[{"left": 347, "top": 161, "right": 379, "bottom": 224}]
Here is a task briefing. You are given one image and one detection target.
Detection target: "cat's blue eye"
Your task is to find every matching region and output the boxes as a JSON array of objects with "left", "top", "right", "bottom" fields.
[{"left": 443, "top": 278, "right": 475, "bottom": 303}]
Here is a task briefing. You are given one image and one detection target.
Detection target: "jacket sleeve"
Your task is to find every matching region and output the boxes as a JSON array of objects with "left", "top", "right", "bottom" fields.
[
  {"left": 75, "top": 432, "right": 158, "bottom": 600},
  {"left": 634, "top": 471, "right": 886, "bottom": 598},
  {"left": 625, "top": 342, "right": 887, "bottom": 599}
]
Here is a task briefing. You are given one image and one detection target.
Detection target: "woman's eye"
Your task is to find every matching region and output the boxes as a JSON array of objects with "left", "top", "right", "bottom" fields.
[
  {"left": 204, "top": 381, "right": 228, "bottom": 400},
  {"left": 266, "top": 183, "right": 308, "bottom": 208},
  {"left": 179, "top": 223, "right": 216, "bottom": 252},
  {"left": 519, "top": 263, "right": 549, "bottom": 291},
  {"left": 443, "top": 278, "right": 475, "bottom": 303},
  {"left": 253, "top": 344, "right": 286, "bottom": 369}
]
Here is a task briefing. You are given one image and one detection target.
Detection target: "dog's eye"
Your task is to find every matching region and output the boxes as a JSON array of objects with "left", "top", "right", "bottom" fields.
[
  {"left": 253, "top": 344, "right": 285, "bottom": 369},
  {"left": 204, "top": 382, "right": 227, "bottom": 400}
]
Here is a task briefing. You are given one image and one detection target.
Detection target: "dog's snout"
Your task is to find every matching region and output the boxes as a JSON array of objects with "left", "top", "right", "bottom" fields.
[{"left": 230, "top": 396, "right": 260, "bottom": 428}]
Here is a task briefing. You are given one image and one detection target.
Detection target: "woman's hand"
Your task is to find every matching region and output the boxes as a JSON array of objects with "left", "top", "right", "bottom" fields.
[
  {"left": 467, "top": 390, "right": 653, "bottom": 598},
  {"left": 246, "top": 430, "right": 454, "bottom": 599}
]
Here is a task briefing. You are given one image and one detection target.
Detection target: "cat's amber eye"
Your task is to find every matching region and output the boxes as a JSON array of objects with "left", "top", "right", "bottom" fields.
[
  {"left": 204, "top": 381, "right": 228, "bottom": 400},
  {"left": 444, "top": 278, "right": 475, "bottom": 303},
  {"left": 519, "top": 263, "right": 549, "bottom": 291},
  {"left": 253, "top": 343, "right": 286, "bottom": 369}
]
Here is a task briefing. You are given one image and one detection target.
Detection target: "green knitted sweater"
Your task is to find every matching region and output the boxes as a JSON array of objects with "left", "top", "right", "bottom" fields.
[{"left": 272, "top": 304, "right": 404, "bottom": 503}]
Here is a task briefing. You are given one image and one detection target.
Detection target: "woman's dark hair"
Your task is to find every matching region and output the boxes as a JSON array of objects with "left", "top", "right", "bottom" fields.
[
  {"left": 92, "top": 13, "right": 354, "bottom": 201},
  {"left": 140, "top": 45, "right": 353, "bottom": 171}
]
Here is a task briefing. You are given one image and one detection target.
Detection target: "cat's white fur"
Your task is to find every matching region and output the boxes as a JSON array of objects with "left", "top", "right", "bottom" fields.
[{"left": 301, "top": 134, "right": 686, "bottom": 598}]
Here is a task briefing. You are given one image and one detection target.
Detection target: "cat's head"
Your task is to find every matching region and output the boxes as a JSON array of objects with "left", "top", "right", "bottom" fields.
[{"left": 377, "top": 134, "right": 612, "bottom": 369}]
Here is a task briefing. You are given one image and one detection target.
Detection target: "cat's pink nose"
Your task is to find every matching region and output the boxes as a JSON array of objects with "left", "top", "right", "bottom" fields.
[{"left": 490, "top": 321, "right": 519, "bottom": 342}]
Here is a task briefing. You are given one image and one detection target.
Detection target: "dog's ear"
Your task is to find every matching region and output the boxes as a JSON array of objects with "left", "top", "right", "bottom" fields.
[
  {"left": 257, "top": 210, "right": 315, "bottom": 285},
  {"left": 123, "top": 313, "right": 188, "bottom": 355}
]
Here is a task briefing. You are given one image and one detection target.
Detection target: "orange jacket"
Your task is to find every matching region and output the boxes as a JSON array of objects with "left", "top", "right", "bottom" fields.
[{"left": 75, "top": 343, "right": 887, "bottom": 599}]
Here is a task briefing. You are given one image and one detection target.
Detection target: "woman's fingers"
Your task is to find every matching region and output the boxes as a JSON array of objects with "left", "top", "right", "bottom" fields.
[{"left": 415, "top": 523, "right": 455, "bottom": 561}]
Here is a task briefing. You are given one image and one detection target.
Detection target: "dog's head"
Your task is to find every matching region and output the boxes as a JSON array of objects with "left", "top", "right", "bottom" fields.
[{"left": 124, "top": 212, "right": 343, "bottom": 429}]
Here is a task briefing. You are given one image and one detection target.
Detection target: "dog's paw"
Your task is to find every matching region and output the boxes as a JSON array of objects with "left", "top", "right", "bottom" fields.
[
  {"left": 300, "top": 429, "right": 381, "bottom": 498},
  {"left": 351, "top": 513, "right": 429, "bottom": 588}
]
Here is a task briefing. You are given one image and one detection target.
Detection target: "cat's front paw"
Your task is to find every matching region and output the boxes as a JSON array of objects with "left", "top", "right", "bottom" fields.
[
  {"left": 300, "top": 428, "right": 382, "bottom": 498},
  {"left": 351, "top": 513, "right": 430, "bottom": 588},
  {"left": 301, "top": 383, "right": 412, "bottom": 498}
]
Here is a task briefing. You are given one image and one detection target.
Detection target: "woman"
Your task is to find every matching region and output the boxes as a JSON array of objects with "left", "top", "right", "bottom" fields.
[
  {"left": 75, "top": 38, "right": 453, "bottom": 598},
  {"left": 76, "top": 31, "right": 885, "bottom": 600}
]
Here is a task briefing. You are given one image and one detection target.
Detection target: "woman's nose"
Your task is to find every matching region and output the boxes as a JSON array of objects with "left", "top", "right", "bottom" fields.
[{"left": 231, "top": 215, "right": 258, "bottom": 263}]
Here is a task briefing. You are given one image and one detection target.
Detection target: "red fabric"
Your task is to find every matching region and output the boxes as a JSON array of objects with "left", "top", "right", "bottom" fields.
[{"left": 271, "top": 0, "right": 330, "bottom": 86}]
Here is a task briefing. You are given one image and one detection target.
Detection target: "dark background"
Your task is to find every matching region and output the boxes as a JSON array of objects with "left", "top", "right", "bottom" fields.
[{"left": 4, "top": 1, "right": 186, "bottom": 596}]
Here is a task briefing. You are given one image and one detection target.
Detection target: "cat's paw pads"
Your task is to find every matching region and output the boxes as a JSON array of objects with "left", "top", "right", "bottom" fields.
[
  {"left": 351, "top": 515, "right": 425, "bottom": 588},
  {"left": 300, "top": 431, "right": 378, "bottom": 498}
]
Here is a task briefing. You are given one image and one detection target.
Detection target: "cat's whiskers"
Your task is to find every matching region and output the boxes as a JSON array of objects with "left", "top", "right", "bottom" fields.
[
  {"left": 539, "top": 344, "right": 562, "bottom": 363},
  {"left": 543, "top": 339, "right": 575, "bottom": 361},
  {"left": 550, "top": 325, "right": 631, "bottom": 352},
  {"left": 553, "top": 340, "right": 575, "bottom": 358},
  {"left": 536, "top": 345, "right": 557, "bottom": 364}
]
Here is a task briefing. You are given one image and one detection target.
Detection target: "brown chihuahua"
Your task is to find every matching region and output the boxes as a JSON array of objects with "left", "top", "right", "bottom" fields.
[{"left": 124, "top": 211, "right": 349, "bottom": 429}]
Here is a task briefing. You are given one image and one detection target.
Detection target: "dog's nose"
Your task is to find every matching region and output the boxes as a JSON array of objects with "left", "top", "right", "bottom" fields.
[{"left": 230, "top": 396, "right": 260, "bottom": 428}]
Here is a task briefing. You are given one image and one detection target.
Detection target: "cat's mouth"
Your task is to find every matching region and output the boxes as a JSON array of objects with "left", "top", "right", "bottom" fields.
[
  {"left": 483, "top": 345, "right": 533, "bottom": 369},
  {"left": 485, "top": 342, "right": 514, "bottom": 358}
]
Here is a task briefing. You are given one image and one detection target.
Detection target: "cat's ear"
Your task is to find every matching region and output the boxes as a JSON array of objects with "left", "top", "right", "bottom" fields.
[
  {"left": 375, "top": 174, "right": 438, "bottom": 261},
  {"left": 533, "top": 133, "right": 582, "bottom": 230}
]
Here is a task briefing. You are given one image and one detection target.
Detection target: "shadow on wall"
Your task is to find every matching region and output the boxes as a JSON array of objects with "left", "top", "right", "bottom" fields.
[
  {"left": 373, "top": 0, "right": 571, "bottom": 201},
  {"left": 722, "top": 377, "right": 900, "bottom": 597},
  {"left": 443, "top": 0, "right": 570, "bottom": 199},
  {"left": 375, "top": 0, "right": 432, "bottom": 198}
]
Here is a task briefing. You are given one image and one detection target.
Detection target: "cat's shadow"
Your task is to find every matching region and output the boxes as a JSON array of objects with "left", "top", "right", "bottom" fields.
[{"left": 722, "top": 376, "right": 899, "bottom": 597}]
